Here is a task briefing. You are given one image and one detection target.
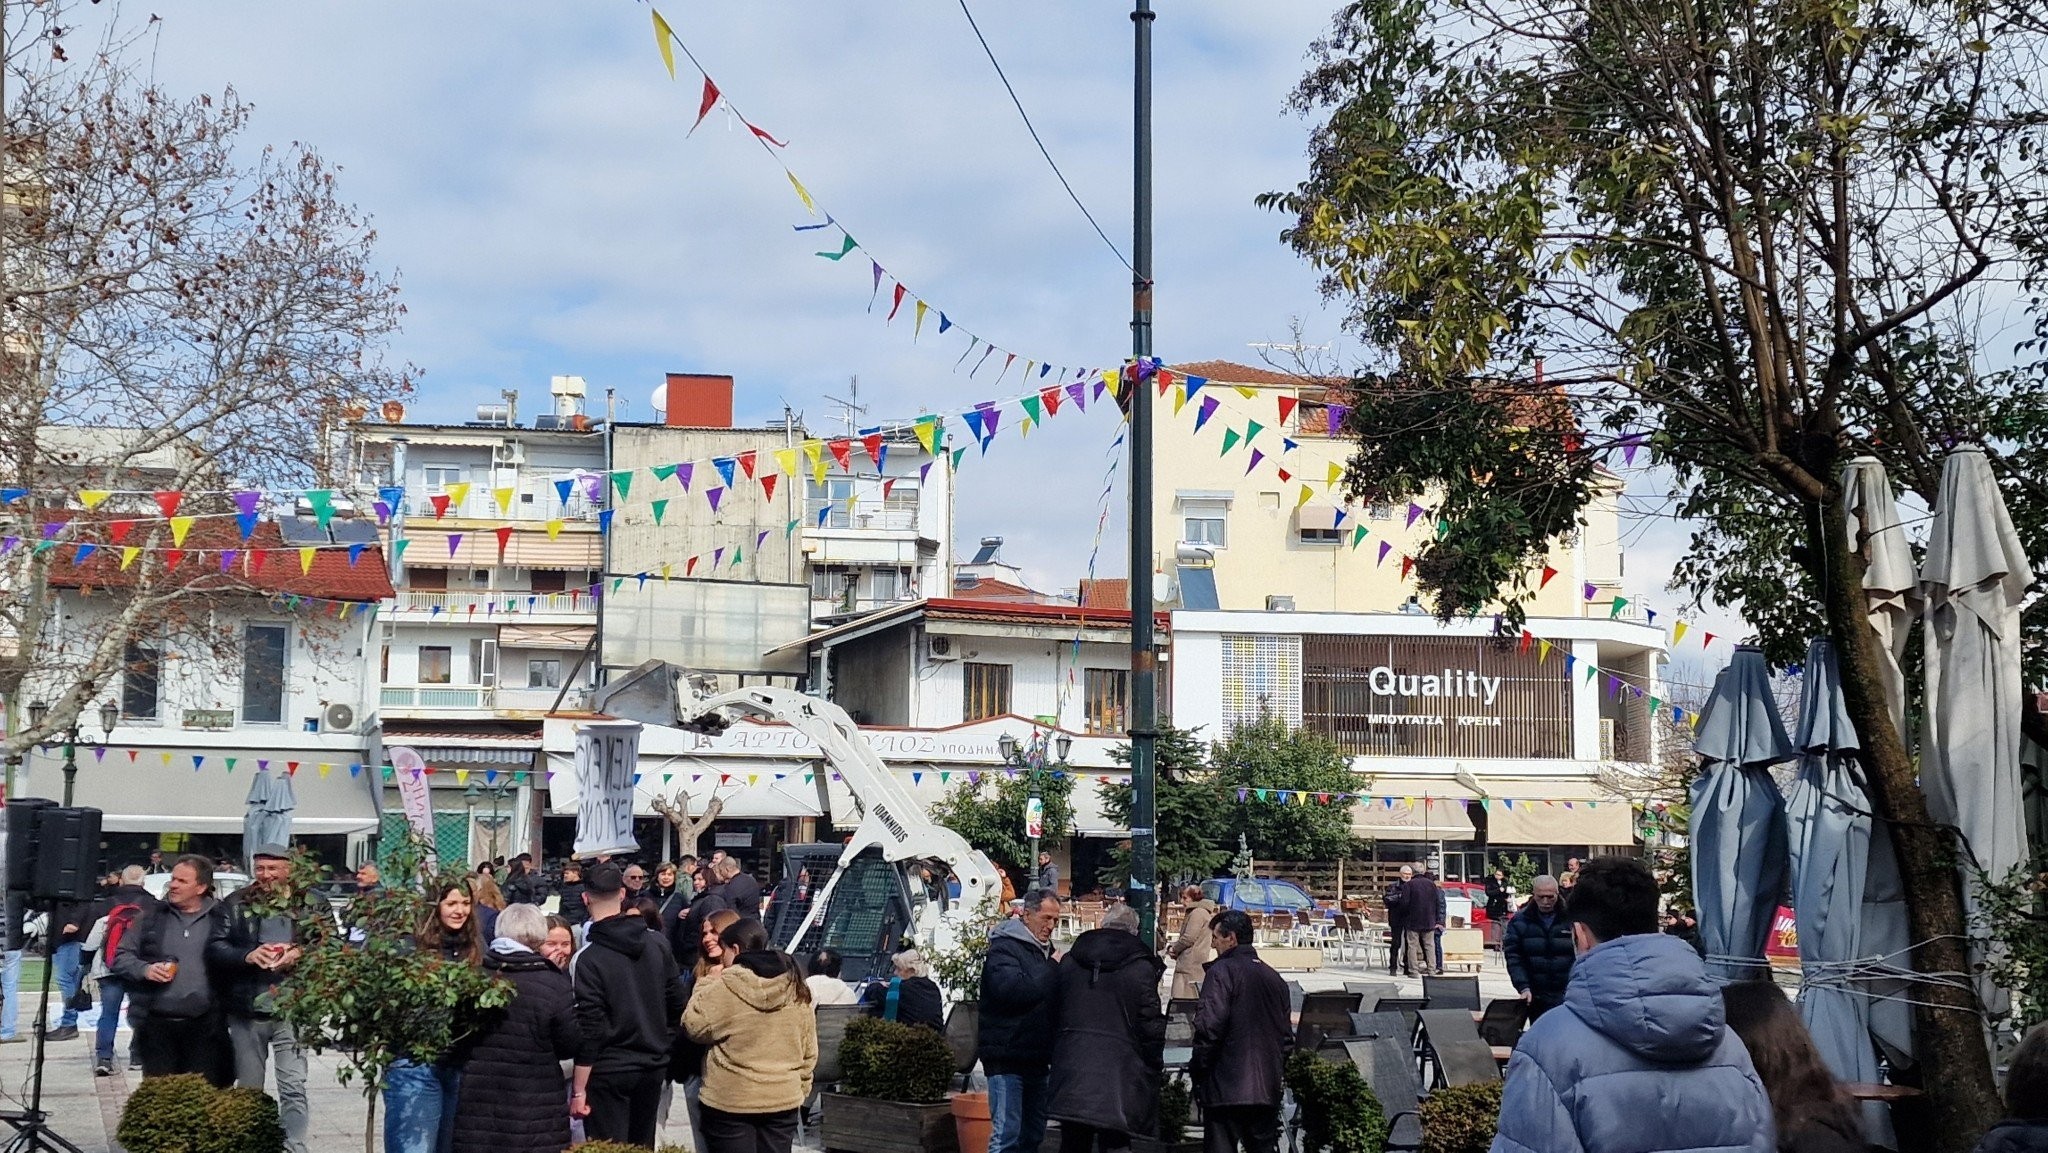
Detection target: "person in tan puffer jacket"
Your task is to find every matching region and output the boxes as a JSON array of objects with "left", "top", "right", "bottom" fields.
[{"left": 683, "top": 917, "right": 818, "bottom": 1153}]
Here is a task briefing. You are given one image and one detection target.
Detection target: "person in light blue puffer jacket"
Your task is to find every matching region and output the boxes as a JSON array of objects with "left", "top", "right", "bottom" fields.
[{"left": 1491, "top": 857, "right": 1775, "bottom": 1153}]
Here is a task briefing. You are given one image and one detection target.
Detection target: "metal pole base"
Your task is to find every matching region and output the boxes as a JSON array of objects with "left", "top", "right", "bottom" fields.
[
  {"left": 0, "top": 900, "right": 84, "bottom": 1153},
  {"left": 0, "top": 1110, "right": 86, "bottom": 1153}
]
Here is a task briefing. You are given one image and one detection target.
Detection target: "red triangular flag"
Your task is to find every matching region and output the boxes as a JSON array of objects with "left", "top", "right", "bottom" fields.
[
  {"left": 1540, "top": 565, "right": 1559, "bottom": 588},
  {"left": 886, "top": 283, "right": 907, "bottom": 321},
  {"left": 746, "top": 120, "right": 788, "bottom": 147},
  {"left": 1277, "top": 468, "right": 1293, "bottom": 483},
  {"left": 286, "top": 761, "right": 299, "bottom": 776},
  {"left": 153, "top": 491, "right": 182, "bottom": 518},
  {"left": 250, "top": 549, "right": 268, "bottom": 576},
  {"left": 691, "top": 76, "right": 721, "bottom": 134},
  {"left": 687, "top": 556, "right": 699, "bottom": 576},
  {"left": 1041, "top": 386, "right": 1063, "bottom": 416},
  {"left": 430, "top": 494, "right": 451, "bottom": 519},
  {"left": 760, "top": 474, "right": 778, "bottom": 501},
  {"left": 828, "top": 440, "right": 853, "bottom": 470},
  {"left": 109, "top": 520, "right": 136, "bottom": 545},
  {"left": 737, "top": 450, "right": 757, "bottom": 480},
  {"left": 494, "top": 526, "right": 513, "bottom": 558},
  {"left": 1703, "top": 632, "right": 1716, "bottom": 648},
  {"left": 164, "top": 548, "right": 184, "bottom": 570},
  {"left": 1400, "top": 554, "right": 1415, "bottom": 579},
  {"left": 1518, "top": 629, "right": 1533, "bottom": 653},
  {"left": 861, "top": 433, "right": 884, "bottom": 464},
  {"left": 1278, "top": 395, "right": 1299, "bottom": 424},
  {"left": 882, "top": 478, "right": 897, "bottom": 500}
]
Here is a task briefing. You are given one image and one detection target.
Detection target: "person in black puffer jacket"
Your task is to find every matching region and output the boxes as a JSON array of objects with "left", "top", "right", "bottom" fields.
[
  {"left": 859, "top": 949, "right": 945, "bottom": 1031},
  {"left": 979, "top": 891, "right": 1063, "bottom": 1153},
  {"left": 556, "top": 861, "right": 589, "bottom": 928},
  {"left": 1974, "top": 1023, "right": 2048, "bottom": 1153},
  {"left": 1048, "top": 906, "right": 1166, "bottom": 1153},
  {"left": 1501, "top": 875, "right": 1574, "bottom": 1020},
  {"left": 451, "top": 906, "right": 578, "bottom": 1153}
]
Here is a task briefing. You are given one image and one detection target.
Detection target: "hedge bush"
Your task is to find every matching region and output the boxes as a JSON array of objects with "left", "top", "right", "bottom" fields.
[
  {"left": 1419, "top": 1082, "right": 1503, "bottom": 1153},
  {"left": 839, "top": 1014, "right": 956, "bottom": 1103},
  {"left": 1158, "top": 1073, "right": 1194, "bottom": 1142},
  {"left": 1283, "top": 1049, "right": 1389, "bottom": 1153},
  {"left": 116, "top": 1074, "right": 284, "bottom": 1153}
]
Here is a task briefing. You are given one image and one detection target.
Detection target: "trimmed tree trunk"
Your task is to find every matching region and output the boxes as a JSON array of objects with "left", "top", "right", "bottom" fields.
[{"left": 1817, "top": 488, "right": 2001, "bottom": 1149}]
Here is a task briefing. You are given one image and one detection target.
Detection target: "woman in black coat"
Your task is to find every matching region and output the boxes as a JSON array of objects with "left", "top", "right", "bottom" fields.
[
  {"left": 1483, "top": 869, "right": 1511, "bottom": 923},
  {"left": 451, "top": 905, "right": 579, "bottom": 1153},
  {"left": 1048, "top": 906, "right": 1167, "bottom": 1153}
]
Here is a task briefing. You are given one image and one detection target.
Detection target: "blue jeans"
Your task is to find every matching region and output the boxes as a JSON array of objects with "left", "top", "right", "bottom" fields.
[
  {"left": 53, "top": 943, "right": 81, "bottom": 1029},
  {"left": 2, "top": 949, "right": 20, "bottom": 1040},
  {"left": 95, "top": 978, "right": 131, "bottom": 1064},
  {"left": 988, "top": 1071, "right": 1050, "bottom": 1153},
  {"left": 383, "top": 1060, "right": 461, "bottom": 1153}
]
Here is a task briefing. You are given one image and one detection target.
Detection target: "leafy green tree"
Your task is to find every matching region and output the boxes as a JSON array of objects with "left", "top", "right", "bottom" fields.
[
  {"left": 1257, "top": 0, "right": 2048, "bottom": 1132},
  {"left": 1210, "top": 716, "right": 1362, "bottom": 862},
  {"left": 264, "top": 836, "right": 511, "bottom": 1153},
  {"left": 929, "top": 765, "right": 1075, "bottom": 886},
  {"left": 1102, "top": 725, "right": 1232, "bottom": 887}
]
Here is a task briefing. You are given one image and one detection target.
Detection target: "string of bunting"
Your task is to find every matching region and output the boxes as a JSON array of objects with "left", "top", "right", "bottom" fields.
[
  {"left": 1231, "top": 785, "right": 1627, "bottom": 811},
  {"left": 645, "top": 9, "right": 1111, "bottom": 389}
]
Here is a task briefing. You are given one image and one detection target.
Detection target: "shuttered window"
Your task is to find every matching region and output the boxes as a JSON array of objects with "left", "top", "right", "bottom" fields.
[{"left": 963, "top": 662, "right": 1012, "bottom": 721}]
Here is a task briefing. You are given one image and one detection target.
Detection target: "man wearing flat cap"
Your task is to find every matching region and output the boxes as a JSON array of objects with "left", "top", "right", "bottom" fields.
[{"left": 208, "top": 844, "right": 312, "bottom": 1153}]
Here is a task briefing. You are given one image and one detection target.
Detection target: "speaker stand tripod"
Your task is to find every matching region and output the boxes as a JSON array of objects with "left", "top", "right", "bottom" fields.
[{"left": 0, "top": 903, "right": 85, "bottom": 1153}]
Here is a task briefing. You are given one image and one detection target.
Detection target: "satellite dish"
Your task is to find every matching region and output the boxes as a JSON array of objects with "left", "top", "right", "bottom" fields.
[
  {"left": 380, "top": 400, "right": 406, "bottom": 423},
  {"left": 649, "top": 384, "right": 668, "bottom": 417}
]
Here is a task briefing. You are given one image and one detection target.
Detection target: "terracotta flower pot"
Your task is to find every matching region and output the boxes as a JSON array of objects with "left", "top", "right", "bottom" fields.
[{"left": 951, "top": 1091, "right": 992, "bottom": 1153}]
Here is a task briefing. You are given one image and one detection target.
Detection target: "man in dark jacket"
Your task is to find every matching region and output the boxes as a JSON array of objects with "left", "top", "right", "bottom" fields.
[
  {"left": 556, "top": 860, "right": 589, "bottom": 928},
  {"left": 1501, "top": 875, "right": 1573, "bottom": 1020},
  {"left": 1491, "top": 857, "right": 1772, "bottom": 1153},
  {"left": 1382, "top": 866, "right": 1412, "bottom": 976},
  {"left": 1400, "top": 862, "right": 1441, "bottom": 978},
  {"left": 111, "top": 855, "right": 232, "bottom": 1086},
  {"left": 718, "top": 856, "right": 763, "bottom": 919},
  {"left": 208, "top": 846, "right": 312, "bottom": 1153},
  {"left": 980, "top": 890, "right": 1062, "bottom": 1153},
  {"left": 1193, "top": 909, "right": 1291, "bottom": 1153},
  {"left": 1049, "top": 905, "right": 1166, "bottom": 1153},
  {"left": 570, "top": 863, "right": 687, "bottom": 1146}
]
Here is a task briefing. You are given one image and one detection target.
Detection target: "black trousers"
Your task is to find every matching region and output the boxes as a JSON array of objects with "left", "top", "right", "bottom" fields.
[
  {"left": 584, "top": 1066, "right": 667, "bottom": 1147},
  {"left": 1060, "top": 1122, "right": 1133, "bottom": 1153},
  {"left": 137, "top": 1010, "right": 232, "bottom": 1088},
  {"left": 1203, "top": 1105, "right": 1280, "bottom": 1153},
  {"left": 698, "top": 1104, "right": 799, "bottom": 1153}
]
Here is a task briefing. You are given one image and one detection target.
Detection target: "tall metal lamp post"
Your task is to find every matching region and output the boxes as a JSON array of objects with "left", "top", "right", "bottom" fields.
[
  {"left": 999, "top": 729, "right": 1074, "bottom": 878},
  {"left": 27, "top": 699, "right": 117, "bottom": 807}
]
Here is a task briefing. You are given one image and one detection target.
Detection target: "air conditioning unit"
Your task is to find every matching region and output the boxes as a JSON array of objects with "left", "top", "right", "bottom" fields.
[
  {"left": 925, "top": 634, "right": 958, "bottom": 662},
  {"left": 320, "top": 702, "right": 358, "bottom": 734},
  {"left": 1266, "top": 595, "right": 1296, "bottom": 611},
  {"left": 492, "top": 439, "right": 525, "bottom": 466},
  {"left": 1598, "top": 717, "right": 1615, "bottom": 759}
]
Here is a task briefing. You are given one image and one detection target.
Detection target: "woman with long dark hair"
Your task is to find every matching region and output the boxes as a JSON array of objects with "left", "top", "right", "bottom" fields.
[
  {"left": 684, "top": 918, "right": 818, "bottom": 1153},
  {"left": 385, "top": 881, "right": 484, "bottom": 1153},
  {"left": 1720, "top": 982, "right": 1867, "bottom": 1153}
]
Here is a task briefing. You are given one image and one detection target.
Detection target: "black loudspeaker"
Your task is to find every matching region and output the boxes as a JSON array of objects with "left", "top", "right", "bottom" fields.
[
  {"left": 4, "top": 799, "right": 54, "bottom": 894},
  {"left": 31, "top": 808, "right": 100, "bottom": 903}
]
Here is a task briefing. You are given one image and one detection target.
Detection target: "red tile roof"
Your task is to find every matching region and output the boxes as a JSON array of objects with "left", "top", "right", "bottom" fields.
[
  {"left": 950, "top": 575, "right": 1059, "bottom": 603},
  {"left": 1170, "top": 360, "right": 1323, "bottom": 387},
  {"left": 44, "top": 519, "right": 395, "bottom": 602},
  {"left": 1077, "top": 578, "right": 1130, "bottom": 609}
]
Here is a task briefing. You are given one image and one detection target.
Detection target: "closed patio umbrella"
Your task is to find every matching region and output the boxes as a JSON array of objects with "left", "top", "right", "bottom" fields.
[
  {"left": 243, "top": 767, "right": 297, "bottom": 861},
  {"left": 1692, "top": 645, "right": 1794, "bottom": 982},
  {"left": 1921, "top": 445, "right": 2035, "bottom": 1019}
]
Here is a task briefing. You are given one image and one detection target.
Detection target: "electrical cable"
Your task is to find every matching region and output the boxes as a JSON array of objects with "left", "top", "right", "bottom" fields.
[{"left": 952, "top": 0, "right": 1135, "bottom": 273}]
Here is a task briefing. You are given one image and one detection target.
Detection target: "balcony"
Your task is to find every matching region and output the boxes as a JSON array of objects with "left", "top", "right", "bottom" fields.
[
  {"left": 380, "top": 685, "right": 494, "bottom": 713},
  {"left": 408, "top": 490, "right": 605, "bottom": 524},
  {"left": 392, "top": 590, "right": 597, "bottom": 623}
]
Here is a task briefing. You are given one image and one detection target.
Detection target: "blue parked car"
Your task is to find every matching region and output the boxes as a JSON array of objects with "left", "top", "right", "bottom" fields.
[{"left": 1200, "top": 876, "right": 1322, "bottom": 915}]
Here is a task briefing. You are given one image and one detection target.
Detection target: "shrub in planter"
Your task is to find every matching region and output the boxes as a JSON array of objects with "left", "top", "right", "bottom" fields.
[
  {"left": 116, "top": 1074, "right": 286, "bottom": 1153},
  {"left": 1158, "top": 1074, "right": 1193, "bottom": 1142},
  {"left": 1419, "top": 1082, "right": 1503, "bottom": 1153},
  {"left": 840, "top": 1015, "right": 956, "bottom": 1103},
  {"left": 1283, "top": 1049, "right": 1389, "bottom": 1153}
]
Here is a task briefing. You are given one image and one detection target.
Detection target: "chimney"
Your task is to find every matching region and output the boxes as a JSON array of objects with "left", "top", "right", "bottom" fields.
[{"left": 665, "top": 373, "right": 735, "bottom": 428}]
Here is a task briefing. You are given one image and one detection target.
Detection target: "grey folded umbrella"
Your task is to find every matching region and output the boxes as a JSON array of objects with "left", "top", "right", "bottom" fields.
[
  {"left": 243, "top": 768, "right": 297, "bottom": 864},
  {"left": 1692, "top": 645, "right": 1793, "bottom": 982}
]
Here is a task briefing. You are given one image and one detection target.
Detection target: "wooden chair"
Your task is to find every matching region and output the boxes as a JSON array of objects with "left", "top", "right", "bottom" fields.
[
  {"left": 1421, "top": 974, "right": 1482, "bottom": 1012},
  {"left": 941, "top": 1001, "right": 980, "bottom": 1090},
  {"left": 1417, "top": 1008, "right": 1504, "bottom": 1088},
  {"left": 1294, "top": 990, "right": 1363, "bottom": 1052},
  {"left": 1475, "top": 998, "right": 1529, "bottom": 1049},
  {"left": 1341, "top": 1037, "right": 1424, "bottom": 1152}
]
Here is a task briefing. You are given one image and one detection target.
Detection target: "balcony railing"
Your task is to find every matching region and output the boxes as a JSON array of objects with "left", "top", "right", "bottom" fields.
[
  {"left": 380, "top": 685, "right": 493, "bottom": 710},
  {"left": 811, "top": 506, "right": 920, "bottom": 533},
  {"left": 393, "top": 591, "right": 597, "bottom": 617},
  {"left": 409, "top": 492, "right": 605, "bottom": 523}
]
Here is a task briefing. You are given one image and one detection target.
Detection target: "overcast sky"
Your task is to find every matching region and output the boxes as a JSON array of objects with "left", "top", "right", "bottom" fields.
[{"left": 69, "top": 0, "right": 1744, "bottom": 644}]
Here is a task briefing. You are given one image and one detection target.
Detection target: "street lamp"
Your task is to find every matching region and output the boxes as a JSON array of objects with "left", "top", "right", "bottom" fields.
[
  {"left": 463, "top": 777, "right": 514, "bottom": 864},
  {"left": 26, "top": 699, "right": 116, "bottom": 806},
  {"left": 999, "top": 729, "right": 1075, "bottom": 881}
]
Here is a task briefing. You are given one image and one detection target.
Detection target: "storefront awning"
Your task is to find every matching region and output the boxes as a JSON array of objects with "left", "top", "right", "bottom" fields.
[
  {"left": 22, "top": 745, "right": 382, "bottom": 835},
  {"left": 1349, "top": 797, "right": 1478, "bottom": 840},
  {"left": 499, "top": 624, "right": 595, "bottom": 650},
  {"left": 1486, "top": 795, "right": 1634, "bottom": 845}
]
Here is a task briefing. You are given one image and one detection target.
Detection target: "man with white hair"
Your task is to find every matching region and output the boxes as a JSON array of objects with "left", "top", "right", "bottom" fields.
[{"left": 87, "top": 865, "right": 157, "bottom": 1075}]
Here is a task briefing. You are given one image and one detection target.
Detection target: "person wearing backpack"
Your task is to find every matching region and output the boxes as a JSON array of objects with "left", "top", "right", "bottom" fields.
[{"left": 85, "top": 865, "right": 156, "bottom": 1076}]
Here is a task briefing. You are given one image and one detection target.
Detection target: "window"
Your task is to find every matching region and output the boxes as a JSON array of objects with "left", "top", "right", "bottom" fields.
[
  {"left": 962, "top": 662, "right": 1012, "bottom": 721},
  {"left": 421, "top": 465, "right": 464, "bottom": 492},
  {"left": 811, "top": 565, "right": 855, "bottom": 603},
  {"left": 1369, "top": 502, "right": 1394, "bottom": 521},
  {"left": 1183, "top": 503, "right": 1227, "bottom": 547},
  {"left": 807, "top": 477, "right": 857, "bottom": 529},
  {"left": 873, "top": 566, "right": 911, "bottom": 603},
  {"left": 1220, "top": 634, "right": 1303, "bottom": 733},
  {"left": 1298, "top": 527, "right": 1343, "bottom": 544},
  {"left": 527, "top": 659, "right": 562, "bottom": 689},
  {"left": 418, "top": 646, "right": 453, "bottom": 684},
  {"left": 408, "top": 567, "right": 449, "bottom": 591},
  {"left": 1085, "top": 668, "right": 1129, "bottom": 735},
  {"left": 121, "top": 642, "right": 160, "bottom": 720},
  {"left": 241, "top": 623, "right": 288, "bottom": 725},
  {"left": 529, "top": 569, "right": 568, "bottom": 593}
]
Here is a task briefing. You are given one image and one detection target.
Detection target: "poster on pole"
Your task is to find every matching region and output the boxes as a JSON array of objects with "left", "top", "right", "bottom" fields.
[
  {"left": 1025, "top": 797, "right": 1044, "bottom": 840},
  {"left": 574, "top": 721, "right": 643, "bottom": 858},
  {"left": 389, "top": 747, "right": 437, "bottom": 869}
]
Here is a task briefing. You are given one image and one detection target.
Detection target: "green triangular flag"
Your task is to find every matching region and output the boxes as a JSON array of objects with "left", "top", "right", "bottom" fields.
[
  {"left": 1585, "top": 663, "right": 1599, "bottom": 684},
  {"left": 305, "top": 489, "right": 335, "bottom": 529},
  {"left": 731, "top": 546, "right": 744, "bottom": 567},
  {"left": 1245, "top": 420, "right": 1264, "bottom": 442},
  {"left": 1610, "top": 596, "right": 1628, "bottom": 619},
  {"left": 1351, "top": 524, "right": 1369, "bottom": 547},
  {"left": 224, "top": 757, "right": 237, "bottom": 773},
  {"left": 1436, "top": 517, "right": 1450, "bottom": 538},
  {"left": 612, "top": 578, "right": 625, "bottom": 593},
  {"left": 785, "top": 519, "right": 799, "bottom": 537},
  {"left": 1220, "top": 428, "right": 1242, "bottom": 455},
  {"left": 951, "top": 448, "right": 966, "bottom": 470},
  {"left": 1479, "top": 797, "right": 1491, "bottom": 810},
  {"left": 651, "top": 499, "right": 669, "bottom": 525},
  {"left": 1020, "top": 396, "right": 1042, "bottom": 425},
  {"left": 393, "top": 539, "right": 411, "bottom": 559},
  {"left": 1648, "top": 695, "right": 1661, "bottom": 713},
  {"left": 651, "top": 464, "right": 679, "bottom": 483},
  {"left": 610, "top": 470, "right": 633, "bottom": 500}
]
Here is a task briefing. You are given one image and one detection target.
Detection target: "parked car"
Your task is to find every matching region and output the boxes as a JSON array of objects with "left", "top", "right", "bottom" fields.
[
  {"left": 1199, "top": 877, "right": 1326, "bottom": 916},
  {"left": 1435, "top": 880, "right": 1493, "bottom": 929}
]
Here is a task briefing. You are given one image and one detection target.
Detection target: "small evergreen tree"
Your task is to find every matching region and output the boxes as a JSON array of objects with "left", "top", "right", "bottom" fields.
[{"left": 1212, "top": 716, "right": 1364, "bottom": 862}]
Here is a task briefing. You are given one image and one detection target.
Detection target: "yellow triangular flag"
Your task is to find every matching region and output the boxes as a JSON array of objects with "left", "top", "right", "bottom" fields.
[
  {"left": 493, "top": 487, "right": 514, "bottom": 515},
  {"left": 169, "top": 516, "right": 195, "bottom": 547},
  {"left": 1236, "top": 385, "right": 1258, "bottom": 399},
  {"left": 651, "top": 9, "right": 678, "bottom": 79},
  {"left": 914, "top": 300, "right": 929, "bottom": 339},
  {"left": 298, "top": 547, "right": 315, "bottom": 574},
  {"left": 1101, "top": 368, "right": 1120, "bottom": 397},
  {"left": 1297, "top": 485, "right": 1315, "bottom": 508},
  {"left": 660, "top": 562, "right": 673, "bottom": 581},
  {"left": 802, "top": 440, "right": 823, "bottom": 467},
  {"left": 1327, "top": 462, "right": 1344, "bottom": 487},
  {"left": 78, "top": 490, "right": 110, "bottom": 510},
  {"left": 319, "top": 763, "right": 332, "bottom": 778},
  {"left": 813, "top": 459, "right": 828, "bottom": 487},
  {"left": 787, "top": 171, "right": 817, "bottom": 215},
  {"left": 912, "top": 421, "right": 938, "bottom": 454},
  {"left": 1673, "top": 621, "right": 1689, "bottom": 645},
  {"left": 1172, "top": 384, "right": 1188, "bottom": 415},
  {"left": 456, "top": 769, "right": 469, "bottom": 785},
  {"left": 445, "top": 481, "right": 471, "bottom": 508},
  {"left": 775, "top": 448, "right": 798, "bottom": 476},
  {"left": 120, "top": 546, "right": 140, "bottom": 570},
  {"left": 1538, "top": 639, "right": 1553, "bottom": 662}
]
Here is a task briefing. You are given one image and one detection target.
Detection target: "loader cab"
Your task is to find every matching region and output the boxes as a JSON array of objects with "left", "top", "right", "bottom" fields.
[{"left": 767, "top": 843, "right": 917, "bottom": 985}]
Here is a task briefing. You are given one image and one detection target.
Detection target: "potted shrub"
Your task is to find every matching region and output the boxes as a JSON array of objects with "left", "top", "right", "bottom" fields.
[
  {"left": 1419, "top": 1082, "right": 1502, "bottom": 1153},
  {"left": 822, "top": 1016, "right": 962, "bottom": 1153},
  {"left": 1284, "top": 1049, "right": 1390, "bottom": 1153},
  {"left": 116, "top": 1073, "right": 286, "bottom": 1153},
  {"left": 1132, "top": 1072, "right": 1201, "bottom": 1153}
]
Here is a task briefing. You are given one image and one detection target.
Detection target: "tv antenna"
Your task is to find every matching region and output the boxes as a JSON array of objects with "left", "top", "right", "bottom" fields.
[{"left": 822, "top": 376, "right": 867, "bottom": 438}]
